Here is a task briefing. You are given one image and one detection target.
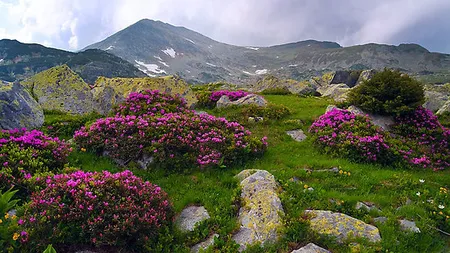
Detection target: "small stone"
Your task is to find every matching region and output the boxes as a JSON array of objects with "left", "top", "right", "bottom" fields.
[
  {"left": 355, "top": 202, "right": 380, "bottom": 212},
  {"left": 399, "top": 219, "right": 421, "bottom": 233},
  {"left": 307, "top": 187, "right": 314, "bottom": 192},
  {"left": 291, "top": 243, "right": 330, "bottom": 253},
  {"left": 191, "top": 234, "right": 219, "bottom": 253},
  {"left": 176, "top": 206, "right": 210, "bottom": 232},
  {"left": 248, "top": 116, "right": 264, "bottom": 123},
  {"left": 329, "top": 167, "right": 340, "bottom": 173},
  {"left": 286, "top": 129, "right": 307, "bottom": 142},
  {"left": 373, "top": 217, "right": 388, "bottom": 224},
  {"left": 136, "top": 154, "right": 154, "bottom": 169},
  {"left": 194, "top": 110, "right": 208, "bottom": 115}
]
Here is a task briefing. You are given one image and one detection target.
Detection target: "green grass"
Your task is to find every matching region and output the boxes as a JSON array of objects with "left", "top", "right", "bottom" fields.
[{"left": 57, "top": 95, "right": 450, "bottom": 252}]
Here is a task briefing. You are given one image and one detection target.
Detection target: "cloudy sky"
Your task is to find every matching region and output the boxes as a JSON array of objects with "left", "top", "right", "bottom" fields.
[{"left": 1, "top": 0, "right": 450, "bottom": 53}]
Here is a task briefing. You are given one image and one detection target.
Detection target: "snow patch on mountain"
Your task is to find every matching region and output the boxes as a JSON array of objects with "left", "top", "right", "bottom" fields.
[
  {"left": 162, "top": 48, "right": 176, "bottom": 58},
  {"left": 105, "top": 45, "right": 114, "bottom": 51},
  {"left": 288, "top": 64, "right": 298, "bottom": 67},
  {"left": 135, "top": 60, "right": 166, "bottom": 76},
  {"left": 246, "top": 47, "right": 259, "bottom": 51},
  {"left": 206, "top": 62, "right": 217, "bottom": 67},
  {"left": 159, "top": 61, "right": 169, "bottom": 67},
  {"left": 0, "top": 59, "right": 3, "bottom": 63},
  {"left": 184, "top": 38, "right": 195, "bottom": 44},
  {"left": 154, "top": 55, "right": 163, "bottom": 61},
  {"left": 255, "top": 69, "right": 268, "bottom": 75},
  {"left": 242, "top": 71, "right": 256, "bottom": 76}
]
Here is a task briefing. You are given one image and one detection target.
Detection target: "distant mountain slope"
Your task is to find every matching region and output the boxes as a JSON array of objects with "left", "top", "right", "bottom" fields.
[
  {"left": 84, "top": 19, "right": 450, "bottom": 84},
  {"left": 0, "top": 39, "right": 146, "bottom": 83}
]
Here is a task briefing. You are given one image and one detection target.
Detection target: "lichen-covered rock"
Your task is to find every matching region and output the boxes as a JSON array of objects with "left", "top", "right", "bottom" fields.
[
  {"left": 318, "top": 84, "right": 350, "bottom": 102},
  {"left": 191, "top": 234, "right": 218, "bottom": 253},
  {"left": 92, "top": 75, "right": 197, "bottom": 114},
  {"left": 0, "top": 81, "right": 44, "bottom": 130},
  {"left": 345, "top": 105, "right": 394, "bottom": 131},
  {"left": 287, "top": 129, "right": 307, "bottom": 142},
  {"left": 437, "top": 100, "right": 450, "bottom": 115},
  {"left": 304, "top": 210, "right": 381, "bottom": 243},
  {"left": 21, "top": 65, "right": 96, "bottom": 114},
  {"left": 251, "top": 75, "right": 315, "bottom": 95},
  {"left": 217, "top": 94, "right": 268, "bottom": 108},
  {"left": 233, "top": 170, "right": 284, "bottom": 251},
  {"left": 356, "top": 69, "right": 377, "bottom": 86},
  {"left": 291, "top": 243, "right": 331, "bottom": 253},
  {"left": 176, "top": 206, "right": 210, "bottom": 232}
]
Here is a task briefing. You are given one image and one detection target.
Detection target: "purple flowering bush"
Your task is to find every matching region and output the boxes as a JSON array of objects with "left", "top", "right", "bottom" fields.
[
  {"left": 74, "top": 90, "right": 267, "bottom": 169},
  {"left": 22, "top": 170, "right": 173, "bottom": 250},
  {"left": 113, "top": 90, "right": 189, "bottom": 117},
  {"left": 309, "top": 108, "right": 398, "bottom": 164},
  {"left": 0, "top": 129, "right": 72, "bottom": 192},
  {"left": 392, "top": 106, "right": 450, "bottom": 170},
  {"left": 197, "top": 90, "right": 250, "bottom": 108}
]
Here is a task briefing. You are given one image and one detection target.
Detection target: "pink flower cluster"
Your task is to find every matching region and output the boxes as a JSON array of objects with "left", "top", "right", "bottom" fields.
[
  {"left": 22, "top": 170, "right": 173, "bottom": 248},
  {"left": 74, "top": 90, "right": 267, "bottom": 169},
  {"left": 209, "top": 90, "right": 250, "bottom": 103},
  {"left": 310, "top": 109, "right": 391, "bottom": 163}
]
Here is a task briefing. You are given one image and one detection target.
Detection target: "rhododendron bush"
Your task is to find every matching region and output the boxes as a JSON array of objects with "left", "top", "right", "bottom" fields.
[
  {"left": 22, "top": 170, "right": 173, "bottom": 250},
  {"left": 74, "top": 90, "right": 267, "bottom": 169},
  {"left": 0, "top": 129, "right": 72, "bottom": 191},
  {"left": 310, "top": 107, "right": 450, "bottom": 170}
]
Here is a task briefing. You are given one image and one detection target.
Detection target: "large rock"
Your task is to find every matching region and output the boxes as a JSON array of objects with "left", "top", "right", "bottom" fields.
[
  {"left": 92, "top": 75, "right": 197, "bottom": 114},
  {"left": 191, "top": 234, "right": 219, "bottom": 253},
  {"left": 233, "top": 170, "right": 284, "bottom": 251},
  {"left": 291, "top": 243, "right": 331, "bottom": 253},
  {"left": 0, "top": 81, "right": 44, "bottom": 130},
  {"left": 216, "top": 94, "right": 268, "bottom": 108},
  {"left": 318, "top": 84, "right": 350, "bottom": 102},
  {"left": 175, "top": 206, "right": 210, "bottom": 232},
  {"left": 304, "top": 210, "right": 381, "bottom": 243},
  {"left": 286, "top": 129, "right": 307, "bottom": 142},
  {"left": 251, "top": 75, "right": 315, "bottom": 95},
  {"left": 330, "top": 70, "right": 362, "bottom": 88},
  {"left": 21, "top": 65, "right": 96, "bottom": 114},
  {"left": 423, "top": 91, "right": 448, "bottom": 112},
  {"left": 437, "top": 100, "right": 450, "bottom": 115},
  {"left": 356, "top": 69, "right": 377, "bottom": 86}
]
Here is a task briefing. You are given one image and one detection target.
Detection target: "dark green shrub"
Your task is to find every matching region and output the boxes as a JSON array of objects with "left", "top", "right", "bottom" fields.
[
  {"left": 347, "top": 69, "right": 425, "bottom": 116},
  {"left": 260, "top": 87, "right": 291, "bottom": 95},
  {"left": 43, "top": 110, "right": 103, "bottom": 139}
]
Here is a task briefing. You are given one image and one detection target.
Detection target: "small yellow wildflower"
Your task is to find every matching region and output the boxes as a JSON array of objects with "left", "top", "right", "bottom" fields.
[
  {"left": 439, "top": 211, "right": 443, "bottom": 215},
  {"left": 347, "top": 172, "right": 351, "bottom": 176},
  {"left": 11, "top": 215, "right": 17, "bottom": 220},
  {"left": 80, "top": 148, "right": 87, "bottom": 152},
  {"left": 339, "top": 170, "right": 343, "bottom": 174},
  {"left": 344, "top": 171, "right": 348, "bottom": 175},
  {"left": 4, "top": 213, "right": 9, "bottom": 219},
  {"left": 446, "top": 216, "right": 449, "bottom": 219},
  {"left": 304, "top": 184, "right": 309, "bottom": 189},
  {"left": 0, "top": 219, "right": 2, "bottom": 224},
  {"left": 12, "top": 233, "right": 19, "bottom": 241}
]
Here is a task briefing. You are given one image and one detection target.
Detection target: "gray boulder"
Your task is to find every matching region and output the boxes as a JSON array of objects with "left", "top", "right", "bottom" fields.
[
  {"left": 292, "top": 243, "right": 331, "bottom": 253},
  {"left": 399, "top": 219, "right": 420, "bottom": 233},
  {"left": 233, "top": 170, "right": 284, "bottom": 251},
  {"left": 304, "top": 210, "right": 381, "bottom": 243},
  {"left": 217, "top": 94, "right": 268, "bottom": 108},
  {"left": 0, "top": 81, "right": 44, "bottom": 130},
  {"left": 356, "top": 69, "right": 377, "bottom": 86},
  {"left": 191, "top": 234, "right": 218, "bottom": 253},
  {"left": 423, "top": 91, "right": 448, "bottom": 112},
  {"left": 287, "top": 129, "right": 307, "bottom": 142},
  {"left": 437, "top": 100, "right": 450, "bottom": 115},
  {"left": 176, "top": 206, "right": 210, "bottom": 232},
  {"left": 318, "top": 84, "right": 351, "bottom": 102}
]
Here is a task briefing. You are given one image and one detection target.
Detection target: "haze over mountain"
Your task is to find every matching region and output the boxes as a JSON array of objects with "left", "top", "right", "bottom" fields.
[{"left": 85, "top": 19, "right": 450, "bottom": 84}]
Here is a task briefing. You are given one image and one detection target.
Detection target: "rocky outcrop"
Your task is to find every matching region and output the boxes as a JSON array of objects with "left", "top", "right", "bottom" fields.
[
  {"left": 175, "top": 206, "right": 210, "bottom": 232},
  {"left": 250, "top": 75, "right": 315, "bottom": 95},
  {"left": 216, "top": 94, "right": 268, "bottom": 108},
  {"left": 437, "top": 100, "right": 450, "bottom": 115},
  {"left": 356, "top": 69, "right": 377, "bottom": 86},
  {"left": 0, "top": 81, "right": 44, "bottom": 130},
  {"left": 233, "top": 170, "right": 284, "bottom": 251},
  {"left": 318, "top": 84, "right": 350, "bottom": 102},
  {"left": 21, "top": 65, "right": 96, "bottom": 114},
  {"left": 286, "top": 129, "right": 307, "bottom": 142},
  {"left": 328, "top": 105, "right": 394, "bottom": 131},
  {"left": 304, "top": 210, "right": 381, "bottom": 243},
  {"left": 92, "top": 75, "right": 197, "bottom": 114},
  {"left": 330, "top": 70, "right": 362, "bottom": 88},
  {"left": 423, "top": 91, "right": 448, "bottom": 112},
  {"left": 191, "top": 234, "right": 219, "bottom": 253},
  {"left": 291, "top": 243, "right": 331, "bottom": 253}
]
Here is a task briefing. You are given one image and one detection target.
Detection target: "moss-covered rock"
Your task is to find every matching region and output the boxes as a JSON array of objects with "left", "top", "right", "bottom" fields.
[
  {"left": 0, "top": 81, "right": 44, "bottom": 129},
  {"left": 233, "top": 169, "right": 284, "bottom": 251},
  {"left": 92, "top": 75, "right": 197, "bottom": 114},
  {"left": 251, "top": 75, "right": 315, "bottom": 95},
  {"left": 21, "top": 65, "right": 96, "bottom": 114}
]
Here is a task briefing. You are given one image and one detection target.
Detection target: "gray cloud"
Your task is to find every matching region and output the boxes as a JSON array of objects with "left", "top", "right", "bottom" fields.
[{"left": 1, "top": 0, "right": 450, "bottom": 53}]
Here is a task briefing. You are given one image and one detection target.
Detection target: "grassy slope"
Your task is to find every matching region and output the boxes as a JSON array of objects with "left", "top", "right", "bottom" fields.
[{"left": 64, "top": 95, "right": 450, "bottom": 253}]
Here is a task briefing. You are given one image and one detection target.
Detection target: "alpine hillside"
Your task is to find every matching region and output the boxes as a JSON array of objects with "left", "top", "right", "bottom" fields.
[{"left": 84, "top": 19, "right": 450, "bottom": 84}]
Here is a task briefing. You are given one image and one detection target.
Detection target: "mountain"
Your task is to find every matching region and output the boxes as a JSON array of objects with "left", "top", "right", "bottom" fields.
[
  {"left": 0, "top": 39, "right": 146, "bottom": 83},
  {"left": 84, "top": 19, "right": 450, "bottom": 84}
]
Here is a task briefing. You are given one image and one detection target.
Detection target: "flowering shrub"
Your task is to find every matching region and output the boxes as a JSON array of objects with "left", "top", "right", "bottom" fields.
[
  {"left": 22, "top": 170, "right": 173, "bottom": 250},
  {"left": 197, "top": 90, "right": 250, "bottom": 108},
  {"left": 392, "top": 106, "right": 450, "bottom": 170},
  {"left": 0, "top": 129, "right": 72, "bottom": 192},
  {"left": 309, "top": 109, "right": 398, "bottom": 164},
  {"left": 113, "top": 90, "right": 188, "bottom": 117},
  {"left": 74, "top": 112, "right": 267, "bottom": 169}
]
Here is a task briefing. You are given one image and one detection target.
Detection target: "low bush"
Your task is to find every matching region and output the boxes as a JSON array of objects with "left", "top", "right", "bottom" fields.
[
  {"left": 0, "top": 129, "right": 72, "bottom": 193},
  {"left": 42, "top": 110, "right": 103, "bottom": 139},
  {"left": 347, "top": 69, "right": 425, "bottom": 116},
  {"left": 22, "top": 170, "right": 173, "bottom": 251},
  {"left": 74, "top": 113, "right": 267, "bottom": 170},
  {"left": 260, "top": 87, "right": 291, "bottom": 95}
]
